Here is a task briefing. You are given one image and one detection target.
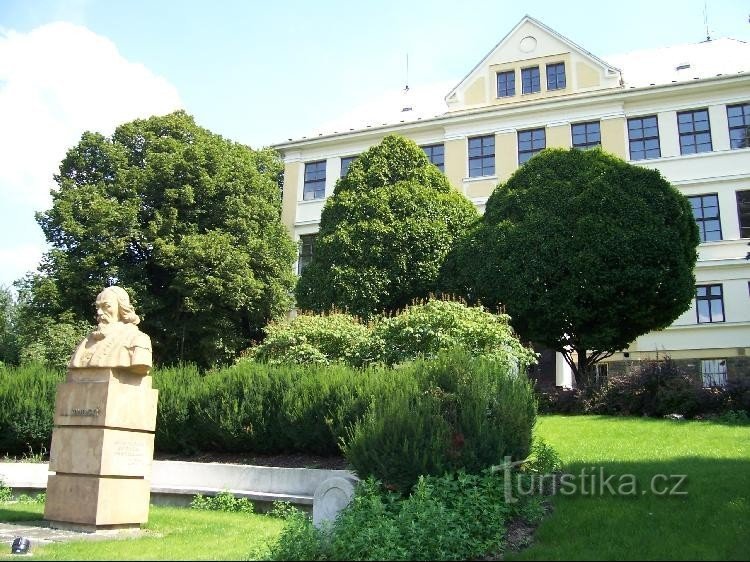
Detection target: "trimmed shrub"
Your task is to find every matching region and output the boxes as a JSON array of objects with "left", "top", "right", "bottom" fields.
[
  {"left": 342, "top": 349, "right": 537, "bottom": 492},
  {"left": 0, "top": 364, "right": 62, "bottom": 456}
]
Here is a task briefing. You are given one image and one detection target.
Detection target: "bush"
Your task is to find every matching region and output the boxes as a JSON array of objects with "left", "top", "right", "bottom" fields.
[
  {"left": 373, "top": 299, "right": 537, "bottom": 370},
  {"left": 247, "top": 313, "right": 375, "bottom": 367},
  {"left": 0, "top": 363, "right": 62, "bottom": 456},
  {"left": 247, "top": 298, "right": 536, "bottom": 371},
  {"left": 589, "top": 358, "right": 702, "bottom": 417},
  {"left": 153, "top": 360, "right": 395, "bottom": 457},
  {"left": 341, "top": 350, "right": 537, "bottom": 492},
  {"left": 190, "top": 490, "right": 254, "bottom": 513},
  {"left": 268, "top": 468, "right": 549, "bottom": 561}
]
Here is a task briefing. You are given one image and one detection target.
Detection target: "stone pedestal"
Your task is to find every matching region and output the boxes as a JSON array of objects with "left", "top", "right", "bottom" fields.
[{"left": 44, "top": 368, "right": 158, "bottom": 530}]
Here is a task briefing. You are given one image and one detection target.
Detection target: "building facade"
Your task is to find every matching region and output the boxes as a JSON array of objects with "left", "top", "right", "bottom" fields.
[{"left": 274, "top": 16, "right": 750, "bottom": 388}]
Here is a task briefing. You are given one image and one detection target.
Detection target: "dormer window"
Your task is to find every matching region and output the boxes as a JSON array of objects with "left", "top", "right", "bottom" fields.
[
  {"left": 521, "top": 66, "right": 541, "bottom": 94},
  {"left": 546, "top": 63, "right": 566, "bottom": 90},
  {"left": 497, "top": 70, "right": 515, "bottom": 97}
]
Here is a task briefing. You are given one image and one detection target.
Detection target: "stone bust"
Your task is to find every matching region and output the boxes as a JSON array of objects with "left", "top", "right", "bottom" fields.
[{"left": 69, "top": 286, "right": 152, "bottom": 375}]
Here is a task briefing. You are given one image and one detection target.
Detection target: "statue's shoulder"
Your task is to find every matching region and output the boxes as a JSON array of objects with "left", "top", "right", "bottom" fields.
[{"left": 123, "top": 323, "right": 152, "bottom": 349}]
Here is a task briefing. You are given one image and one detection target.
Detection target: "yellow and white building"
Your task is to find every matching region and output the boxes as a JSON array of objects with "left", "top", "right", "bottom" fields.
[{"left": 274, "top": 16, "right": 750, "bottom": 388}]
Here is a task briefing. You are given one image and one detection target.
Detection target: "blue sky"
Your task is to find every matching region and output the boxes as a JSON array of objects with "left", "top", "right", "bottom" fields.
[{"left": 1, "top": 0, "right": 748, "bottom": 288}]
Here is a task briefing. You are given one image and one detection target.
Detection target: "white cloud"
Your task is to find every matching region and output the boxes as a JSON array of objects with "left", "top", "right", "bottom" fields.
[
  {"left": 0, "top": 21, "right": 182, "bottom": 207},
  {"left": 0, "top": 22, "right": 183, "bottom": 287}
]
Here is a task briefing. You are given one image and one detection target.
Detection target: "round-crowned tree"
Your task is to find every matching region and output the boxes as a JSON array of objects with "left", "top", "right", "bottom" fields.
[
  {"left": 296, "top": 134, "right": 479, "bottom": 318},
  {"left": 34, "top": 111, "right": 297, "bottom": 367},
  {"left": 440, "top": 148, "right": 699, "bottom": 386}
]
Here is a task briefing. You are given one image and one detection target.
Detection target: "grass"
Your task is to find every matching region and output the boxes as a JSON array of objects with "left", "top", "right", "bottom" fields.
[
  {"left": 508, "top": 415, "right": 750, "bottom": 561},
  {"left": 0, "top": 503, "right": 284, "bottom": 560}
]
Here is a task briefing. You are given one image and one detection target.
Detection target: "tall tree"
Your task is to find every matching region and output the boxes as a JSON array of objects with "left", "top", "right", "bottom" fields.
[
  {"left": 35, "top": 111, "right": 296, "bottom": 367},
  {"left": 441, "top": 148, "right": 699, "bottom": 386},
  {"left": 296, "top": 134, "right": 479, "bottom": 318}
]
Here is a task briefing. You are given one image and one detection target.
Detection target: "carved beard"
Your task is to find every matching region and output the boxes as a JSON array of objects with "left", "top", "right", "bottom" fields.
[{"left": 92, "top": 316, "right": 117, "bottom": 341}]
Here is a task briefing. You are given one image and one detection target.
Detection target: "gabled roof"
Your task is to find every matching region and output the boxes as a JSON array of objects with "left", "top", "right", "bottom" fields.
[{"left": 444, "top": 15, "right": 620, "bottom": 103}]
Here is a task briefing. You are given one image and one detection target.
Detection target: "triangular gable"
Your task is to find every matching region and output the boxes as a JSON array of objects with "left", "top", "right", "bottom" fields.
[{"left": 445, "top": 15, "right": 622, "bottom": 111}]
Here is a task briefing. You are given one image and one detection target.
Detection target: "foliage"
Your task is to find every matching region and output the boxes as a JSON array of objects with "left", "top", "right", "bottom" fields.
[
  {"left": 588, "top": 357, "right": 704, "bottom": 417},
  {"left": 539, "top": 359, "right": 750, "bottom": 419},
  {"left": 714, "top": 409, "right": 750, "bottom": 425},
  {"left": 372, "top": 299, "right": 536, "bottom": 369},
  {"left": 296, "top": 134, "right": 479, "bottom": 319},
  {"left": 0, "top": 363, "right": 62, "bottom": 456},
  {"left": 0, "top": 480, "right": 11, "bottom": 503},
  {"left": 341, "top": 350, "right": 537, "bottom": 492},
  {"left": 247, "top": 312, "right": 375, "bottom": 367},
  {"left": 190, "top": 490, "right": 254, "bottom": 513},
  {"left": 269, "top": 466, "right": 551, "bottom": 562},
  {"left": 247, "top": 298, "right": 536, "bottom": 371},
  {"left": 441, "top": 148, "right": 699, "bottom": 386},
  {"left": 152, "top": 359, "right": 395, "bottom": 456},
  {"left": 0, "top": 286, "right": 20, "bottom": 365},
  {"left": 30, "top": 110, "right": 296, "bottom": 368},
  {"left": 13, "top": 281, "right": 93, "bottom": 369}
]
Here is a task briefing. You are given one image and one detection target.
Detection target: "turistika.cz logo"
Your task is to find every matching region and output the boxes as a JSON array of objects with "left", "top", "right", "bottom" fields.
[{"left": 493, "top": 457, "right": 688, "bottom": 503}]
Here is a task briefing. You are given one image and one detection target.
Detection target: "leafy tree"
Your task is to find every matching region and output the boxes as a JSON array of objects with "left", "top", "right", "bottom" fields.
[
  {"left": 33, "top": 111, "right": 296, "bottom": 367},
  {"left": 441, "top": 148, "right": 699, "bottom": 386},
  {"left": 0, "top": 286, "right": 20, "bottom": 365},
  {"left": 296, "top": 134, "right": 479, "bottom": 318}
]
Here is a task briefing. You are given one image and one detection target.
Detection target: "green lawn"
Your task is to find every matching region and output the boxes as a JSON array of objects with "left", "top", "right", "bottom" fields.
[
  {"left": 0, "top": 504, "right": 284, "bottom": 560},
  {"left": 509, "top": 415, "right": 750, "bottom": 561}
]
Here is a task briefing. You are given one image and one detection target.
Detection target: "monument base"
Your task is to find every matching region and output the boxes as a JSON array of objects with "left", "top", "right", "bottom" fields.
[
  {"left": 45, "top": 520, "right": 144, "bottom": 533},
  {"left": 44, "top": 475, "right": 150, "bottom": 527}
]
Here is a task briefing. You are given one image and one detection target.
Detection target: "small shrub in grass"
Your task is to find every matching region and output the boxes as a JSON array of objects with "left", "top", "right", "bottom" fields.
[
  {"left": 342, "top": 349, "right": 537, "bottom": 492},
  {"left": 190, "top": 490, "right": 254, "bottom": 513},
  {"left": 268, "top": 469, "right": 551, "bottom": 561},
  {"left": 0, "top": 481, "right": 11, "bottom": 503}
]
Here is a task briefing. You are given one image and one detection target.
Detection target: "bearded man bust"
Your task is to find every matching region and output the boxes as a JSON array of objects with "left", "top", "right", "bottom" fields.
[{"left": 69, "top": 286, "right": 152, "bottom": 375}]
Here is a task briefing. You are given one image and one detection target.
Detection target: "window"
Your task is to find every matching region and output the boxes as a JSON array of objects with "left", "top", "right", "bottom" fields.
[
  {"left": 303, "top": 160, "right": 326, "bottom": 201},
  {"left": 594, "top": 363, "right": 608, "bottom": 387},
  {"left": 696, "top": 284, "right": 725, "bottom": 324},
  {"left": 546, "top": 63, "right": 566, "bottom": 90},
  {"left": 422, "top": 144, "right": 445, "bottom": 172},
  {"left": 627, "top": 115, "right": 661, "bottom": 160},
  {"left": 297, "top": 234, "right": 316, "bottom": 275},
  {"left": 340, "top": 156, "right": 356, "bottom": 178},
  {"left": 688, "top": 194, "right": 722, "bottom": 242},
  {"left": 521, "top": 67, "right": 540, "bottom": 94},
  {"left": 518, "top": 128, "right": 546, "bottom": 164},
  {"left": 737, "top": 190, "right": 750, "bottom": 238},
  {"left": 727, "top": 103, "right": 750, "bottom": 149},
  {"left": 496, "top": 70, "right": 515, "bottom": 97},
  {"left": 468, "top": 135, "right": 495, "bottom": 177},
  {"left": 571, "top": 121, "right": 601, "bottom": 149},
  {"left": 701, "top": 359, "right": 727, "bottom": 388},
  {"left": 678, "top": 109, "right": 712, "bottom": 154}
]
